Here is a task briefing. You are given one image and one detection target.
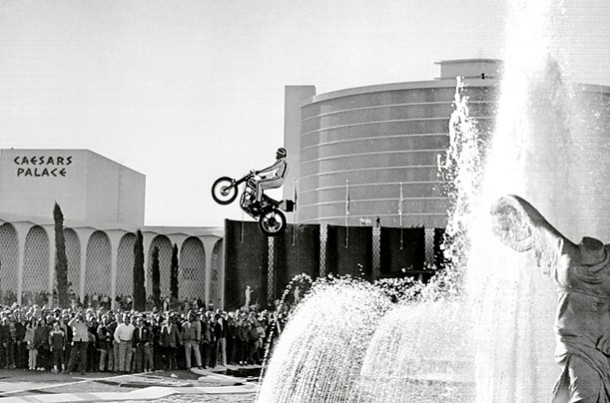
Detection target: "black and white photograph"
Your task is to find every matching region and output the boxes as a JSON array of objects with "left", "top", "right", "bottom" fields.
[{"left": 1, "top": 0, "right": 610, "bottom": 402}]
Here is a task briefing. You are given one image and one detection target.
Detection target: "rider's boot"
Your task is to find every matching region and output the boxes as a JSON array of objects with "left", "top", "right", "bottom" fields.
[{"left": 252, "top": 192, "right": 264, "bottom": 210}]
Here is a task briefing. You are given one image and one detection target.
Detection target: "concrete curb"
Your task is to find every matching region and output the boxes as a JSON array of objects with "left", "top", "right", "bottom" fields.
[{"left": 0, "top": 384, "right": 259, "bottom": 402}]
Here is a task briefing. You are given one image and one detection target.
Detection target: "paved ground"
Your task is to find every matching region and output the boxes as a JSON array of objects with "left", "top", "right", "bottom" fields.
[{"left": 0, "top": 366, "right": 259, "bottom": 403}]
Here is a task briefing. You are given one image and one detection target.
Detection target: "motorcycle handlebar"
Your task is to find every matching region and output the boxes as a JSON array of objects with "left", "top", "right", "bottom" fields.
[{"left": 233, "top": 170, "right": 256, "bottom": 186}]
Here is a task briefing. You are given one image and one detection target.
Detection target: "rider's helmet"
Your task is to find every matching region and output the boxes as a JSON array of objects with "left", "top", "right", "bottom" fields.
[{"left": 276, "top": 147, "right": 287, "bottom": 159}]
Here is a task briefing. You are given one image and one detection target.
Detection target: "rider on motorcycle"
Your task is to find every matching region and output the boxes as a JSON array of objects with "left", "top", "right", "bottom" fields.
[{"left": 252, "top": 147, "right": 288, "bottom": 206}]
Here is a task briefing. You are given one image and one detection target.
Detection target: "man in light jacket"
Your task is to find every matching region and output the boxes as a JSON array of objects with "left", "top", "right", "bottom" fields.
[
  {"left": 67, "top": 313, "right": 89, "bottom": 375},
  {"left": 113, "top": 314, "right": 135, "bottom": 373},
  {"left": 182, "top": 311, "right": 202, "bottom": 369}
]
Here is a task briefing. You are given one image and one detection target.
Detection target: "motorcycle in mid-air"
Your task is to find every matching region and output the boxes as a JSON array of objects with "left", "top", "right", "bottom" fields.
[{"left": 211, "top": 171, "right": 294, "bottom": 237}]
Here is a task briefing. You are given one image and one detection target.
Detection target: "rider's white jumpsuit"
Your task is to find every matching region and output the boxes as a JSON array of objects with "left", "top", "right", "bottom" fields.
[{"left": 256, "top": 158, "right": 288, "bottom": 202}]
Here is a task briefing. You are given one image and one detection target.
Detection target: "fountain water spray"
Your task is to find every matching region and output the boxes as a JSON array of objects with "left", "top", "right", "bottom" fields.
[{"left": 257, "top": 278, "right": 392, "bottom": 402}]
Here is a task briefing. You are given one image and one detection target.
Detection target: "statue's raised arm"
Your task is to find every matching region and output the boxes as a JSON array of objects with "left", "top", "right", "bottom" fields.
[{"left": 490, "top": 195, "right": 577, "bottom": 275}]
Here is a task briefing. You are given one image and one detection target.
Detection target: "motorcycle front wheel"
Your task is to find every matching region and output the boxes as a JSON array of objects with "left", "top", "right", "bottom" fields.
[
  {"left": 258, "top": 209, "right": 286, "bottom": 237},
  {"left": 211, "top": 176, "right": 238, "bottom": 205}
]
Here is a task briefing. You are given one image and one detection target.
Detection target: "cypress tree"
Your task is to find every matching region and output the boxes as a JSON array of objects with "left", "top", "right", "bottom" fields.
[
  {"left": 53, "top": 203, "right": 69, "bottom": 307},
  {"left": 151, "top": 246, "right": 161, "bottom": 309},
  {"left": 133, "top": 230, "right": 146, "bottom": 311},
  {"left": 170, "top": 243, "right": 179, "bottom": 302}
]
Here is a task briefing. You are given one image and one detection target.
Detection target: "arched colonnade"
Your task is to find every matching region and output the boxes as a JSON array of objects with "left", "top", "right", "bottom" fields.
[{"left": 0, "top": 220, "right": 224, "bottom": 309}]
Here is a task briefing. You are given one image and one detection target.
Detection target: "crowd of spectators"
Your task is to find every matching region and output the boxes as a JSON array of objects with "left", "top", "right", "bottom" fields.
[{"left": 0, "top": 299, "right": 292, "bottom": 376}]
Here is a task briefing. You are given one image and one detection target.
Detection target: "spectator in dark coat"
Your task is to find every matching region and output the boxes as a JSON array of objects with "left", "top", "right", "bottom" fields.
[
  {"left": 159, "top": 317, "right": 181, "bottom": 371},
  {"left": 227, "top": 315, "right": 239, "bottom": 365},
  {"left": 0, "top": 317, "right": 10, "bottom": 368},
  {"left": 200, "top": 315, "right": 212, "bottom": 369},
  {"left": 151, "top": 316, "right": 163, "bottom": 371},
  {"left": 33, "top": 317, "right": 51, "bottom": 370},
  {"left": 15, "top": 315, "right": 27, "bottom": 369},
  {"left": 213, "top": 314, "right": 227, "bottom": 367},
  {"left": 237, "top": 318, "right": 250, "bottom": 366},
  {"left": 133, "top": 316, "right": 154, "bottom": 372},
  {"left": 48, "top": 321, "right": 65, "bottom": 372},
  {"left": 97, "top": 315, "right": 113, "bottom": 372}
]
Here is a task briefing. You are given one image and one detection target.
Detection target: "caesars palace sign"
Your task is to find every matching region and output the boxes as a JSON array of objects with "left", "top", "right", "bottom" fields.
[{"left": 13, "top": 155, "right": 73, "bottom": 177}]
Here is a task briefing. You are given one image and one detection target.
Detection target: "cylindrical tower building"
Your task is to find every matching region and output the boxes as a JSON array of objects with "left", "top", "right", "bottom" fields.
[{"left": 284, "top": 59, "right": 502, "bottom": 228}]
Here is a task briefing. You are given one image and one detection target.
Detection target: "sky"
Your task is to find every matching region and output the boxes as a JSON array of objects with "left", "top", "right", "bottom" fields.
[{"left": 1, "top": 0, "right": 609, "bottom": 228}]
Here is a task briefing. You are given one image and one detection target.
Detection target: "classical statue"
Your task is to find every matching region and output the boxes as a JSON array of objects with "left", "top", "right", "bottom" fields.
[{"left": 491, "top": 195, "right": 610, "bottom": 403}]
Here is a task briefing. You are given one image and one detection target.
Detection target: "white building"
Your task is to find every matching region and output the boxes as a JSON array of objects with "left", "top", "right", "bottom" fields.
[{"left": 0, "top": 149, "right": 224, "bottom": 308}]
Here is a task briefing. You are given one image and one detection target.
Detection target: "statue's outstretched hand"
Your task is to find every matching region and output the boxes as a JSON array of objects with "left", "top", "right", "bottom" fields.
[
  {"left": 490, "top": 195, "right": 575, "bottom": 274},
  {"left": 490, "top": 195, "right": 535, "bottom": 252}
]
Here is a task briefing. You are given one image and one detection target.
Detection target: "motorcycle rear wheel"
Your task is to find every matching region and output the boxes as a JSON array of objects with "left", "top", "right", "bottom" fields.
[
  {"left": 211, "top": 176, "right": 238, "bottom": 205},
  {"left": 258, "top": 209, "right": 286, "bottom": 237}
]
